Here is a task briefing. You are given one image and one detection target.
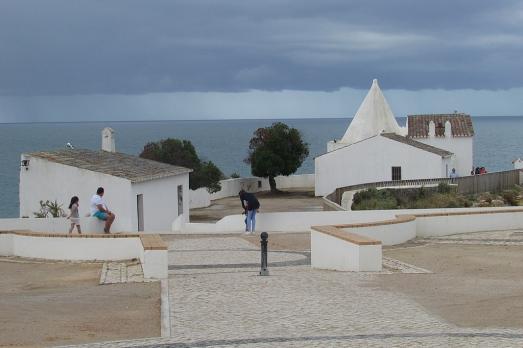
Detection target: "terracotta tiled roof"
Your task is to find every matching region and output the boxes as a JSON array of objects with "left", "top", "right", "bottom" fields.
[
  {"left": 27, "top": 149, "right": 192, "bottom": 183},
  {"left": 381, "top": 133, "right": 453, "bottom": 157},
  {"left": 407, "top": 113, "right": 474, "bottom": 138}
]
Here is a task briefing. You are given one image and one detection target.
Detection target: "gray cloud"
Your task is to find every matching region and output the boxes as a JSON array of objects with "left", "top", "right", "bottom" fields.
[{"left": 0, "top": 0, "right": 522, "bottom": 96}]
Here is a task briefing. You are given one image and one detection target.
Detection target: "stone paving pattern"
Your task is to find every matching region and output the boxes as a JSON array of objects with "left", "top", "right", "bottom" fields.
[
  {"left": 99, "top": 260, "right": 150, "bottom": 285},
  {"left": 64, "top": 232, "right": 523, "bottom": 347}
]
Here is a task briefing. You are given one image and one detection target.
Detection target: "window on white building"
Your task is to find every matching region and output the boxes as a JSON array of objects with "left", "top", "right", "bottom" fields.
[{"left": 177, "top": 185, "right": 183, "bottom": 216}]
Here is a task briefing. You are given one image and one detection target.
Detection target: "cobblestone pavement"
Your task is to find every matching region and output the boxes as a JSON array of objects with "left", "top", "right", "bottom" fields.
[
  {"left": 63, "top": 233, "right": 523, "bottom": 347},
  {"left": 100, "top": 260, "right": 153, "bottom": 285}
]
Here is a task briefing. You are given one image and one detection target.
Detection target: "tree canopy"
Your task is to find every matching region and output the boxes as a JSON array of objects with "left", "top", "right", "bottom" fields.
[
  {"left": 140, "top": 138, "right": 223, "bottom": 193},
  {"left": 245, "top": 122, "right": 309, "bottom": 192}
]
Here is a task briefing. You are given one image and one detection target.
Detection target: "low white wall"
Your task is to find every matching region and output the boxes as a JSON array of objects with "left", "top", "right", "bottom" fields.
[
  {"left": 310, "top": 230, "right": 382, "bottom": 272},
  {"left": 340, "top": 219, "right": 416, "bottom": 246},
  {"left": 0, "top": 217, "right": 126, "bottom": 234},
  {"left": 13, "top": 235, "right": 142, "bottom": 260},
  {"left": 190, "top": 188, "right": 211, "bottom": 209},
  {"left": 0, "top": 232, "right": 168, "bottom": 279},
  {"left": 0, "top": 234, "right": 13, "bottom": 256},
  {"left": 415, "top": 211, "right": 523, "bottom": 238},
  {"left": 275, "top": 174, "right": 315, "bottom": 189},
  {"left": 143, "top": 249, "right": 168, "bottom": 279},
  {"left": 189, "top": 174, "right": 315, "bottom": 209},
  {"left": 178, "top": 210, "right": 398, "bottom": 234}
]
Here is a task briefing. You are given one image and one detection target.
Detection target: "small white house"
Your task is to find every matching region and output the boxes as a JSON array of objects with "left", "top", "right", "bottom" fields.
[
  {"left": 315, "top": 79, "right": 473, "bottom": 196},
  {"left": 19, "top": 129, "right": 192, "bottom": 232}
]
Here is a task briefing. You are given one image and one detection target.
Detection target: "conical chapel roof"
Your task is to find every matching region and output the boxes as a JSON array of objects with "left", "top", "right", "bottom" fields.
[{"left": 340, "top": 79, "right": 402, "bottom": 144}]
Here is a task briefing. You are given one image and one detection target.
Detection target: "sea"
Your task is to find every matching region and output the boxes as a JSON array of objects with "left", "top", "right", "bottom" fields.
[{"left": 0, "top": 116, "right": 522, "bottom": 218}]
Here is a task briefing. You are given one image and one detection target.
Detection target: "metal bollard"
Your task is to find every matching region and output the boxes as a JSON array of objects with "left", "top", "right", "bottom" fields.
[{"left": 259, "top": 232, "right": 269, "bottom": 276}]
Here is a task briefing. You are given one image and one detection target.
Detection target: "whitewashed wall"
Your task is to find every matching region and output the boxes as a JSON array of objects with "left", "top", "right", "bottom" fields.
[
  {"left": 315, "top": 135, "right": 446, "bottom": 196},
  {"left": 20, "top": 156, "right": 134, "bottom": 230},
  {"left": 0, "top": 217, "right": 126, "bottom": 233},
  {"left": 310, "top": 230, "right": 382, "bottom": 271},
  {"left": 190, "top": 174, "right": 315, "bottom": 209},
  {"left": 131, "top": 173, "right": 190, "bottom": 231},
  {"left": 339, "top": 219, "right": 416, "bottom": 246},
  {"left": 0, "top": 233, "right": 167, "bottom": 279},
  {"left": 210, "top": 177, "right": 270, "bottom": 200},
  {"left": 190, "top": 187, "right": 211, "bottom": 209},
  {"left": 175, "top": 206, "right": 523, "bottom": 235},
  {"left": 417, "top": 136, "right": 473, "bottom": 177}
]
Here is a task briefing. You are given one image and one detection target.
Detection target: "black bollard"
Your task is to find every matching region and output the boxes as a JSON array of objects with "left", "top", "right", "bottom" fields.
[{"left": 259, "top": 232, "right": 269, "bottom": 276}]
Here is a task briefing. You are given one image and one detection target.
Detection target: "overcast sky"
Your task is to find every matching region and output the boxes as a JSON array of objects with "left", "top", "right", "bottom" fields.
[{"left": 1, "top": 0, "right": 522, "bottom": 122}]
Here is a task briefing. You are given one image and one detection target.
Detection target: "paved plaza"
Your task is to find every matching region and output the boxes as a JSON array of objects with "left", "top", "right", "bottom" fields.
[{"left": 64, "top": 231, "right": 523, "bottom": 347}]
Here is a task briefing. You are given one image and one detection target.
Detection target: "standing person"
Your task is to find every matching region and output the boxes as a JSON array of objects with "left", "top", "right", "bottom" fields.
[
  {"left": 67, "top": 196, "right": 82, "bottom": 234},
  {"left": 239, "top": 189, "right": 260, "bottom": 234},
  {"left": 449, "top": 168, "right": 458, "bottom": 179},
  {"left": 90, "top": 187, "right": 116, "bottom": 234}
]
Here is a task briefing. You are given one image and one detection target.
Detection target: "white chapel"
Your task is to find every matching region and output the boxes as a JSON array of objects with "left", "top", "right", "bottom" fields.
[{"left": 315, "top": 79, "right": 474, "bottom": 196}]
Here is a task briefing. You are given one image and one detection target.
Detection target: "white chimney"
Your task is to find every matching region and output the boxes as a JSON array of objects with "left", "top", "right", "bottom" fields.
[
  {"left": 428, "top": 121, "right": 435, "bottom": 138},
  {"left": 444, "top": 120, "right": 452, "bottom": 138},
  {"left": 102, "top": 127, "right": 115, "bottom": 152}
]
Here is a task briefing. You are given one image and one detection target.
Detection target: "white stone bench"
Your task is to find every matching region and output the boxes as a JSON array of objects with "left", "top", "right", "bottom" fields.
[{"left": 311, "top": 225, "right": 382, "bottom": 272}]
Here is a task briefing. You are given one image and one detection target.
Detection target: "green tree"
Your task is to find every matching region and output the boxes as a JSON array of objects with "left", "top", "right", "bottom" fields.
[
  {"left": 140, "top": 138, "right": 223, "bottom": 193},
  {"left": 245, "top": 122, "right": 309, "bottom": 192}
]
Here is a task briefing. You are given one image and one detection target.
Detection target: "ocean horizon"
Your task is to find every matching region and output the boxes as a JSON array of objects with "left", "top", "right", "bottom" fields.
[{"left": 1, "top": 116, "right": 522, "bottom": 218}]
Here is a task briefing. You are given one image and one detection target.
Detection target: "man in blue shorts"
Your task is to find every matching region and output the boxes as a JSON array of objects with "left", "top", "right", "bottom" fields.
[{"left": 90, "top": 187, "right": 116, "bottom": 233}]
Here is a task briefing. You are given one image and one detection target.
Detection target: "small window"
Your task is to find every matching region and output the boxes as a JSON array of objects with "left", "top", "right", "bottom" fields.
[
  {"left": 392, "top": 167, "right": 402, "bottom": 181},
  {"left": 258, "top": 180, "right": 262, "bottom": 188},
  {"left": 177, "top": 185, "right": 183, "bottom": 216}
]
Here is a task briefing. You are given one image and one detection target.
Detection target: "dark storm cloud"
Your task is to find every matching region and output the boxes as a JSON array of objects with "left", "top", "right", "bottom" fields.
[{"left": 0, "top": 0, "right": 522, "bottom": 96}]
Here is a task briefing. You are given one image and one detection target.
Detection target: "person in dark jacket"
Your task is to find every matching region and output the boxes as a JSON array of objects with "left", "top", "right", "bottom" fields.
[{"left": 239, "top": 189, "right": 260, "bottom": 234}]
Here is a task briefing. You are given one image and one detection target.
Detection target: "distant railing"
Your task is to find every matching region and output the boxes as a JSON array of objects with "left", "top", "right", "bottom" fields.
[{"left": 329, "top": 169, "right": 522, "bottom": 205}]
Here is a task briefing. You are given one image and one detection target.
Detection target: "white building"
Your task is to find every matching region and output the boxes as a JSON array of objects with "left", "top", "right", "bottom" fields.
[
  {"left": 19, "top": 129, "right": 192, "bottom": 232},
  {"left": 407, "top": 113, "right": 474, "bottom": 177},
  {"left": 315, "top": 79, "right": 474, "bottom": 196}
]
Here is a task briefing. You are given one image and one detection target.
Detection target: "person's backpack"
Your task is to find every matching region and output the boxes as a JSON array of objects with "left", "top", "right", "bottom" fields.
[{"left": 252, "top": 197, "right": 260, "bottom": 210}]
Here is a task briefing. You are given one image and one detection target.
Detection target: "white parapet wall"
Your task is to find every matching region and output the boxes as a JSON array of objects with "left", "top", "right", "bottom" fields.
[
  {"left": 310, "top": 228, "right": 382, "bottom": 272},
  {"left": 414, "top": 209, "right": 523, "bottom": 238},
  {"left": 0, "top": 231, "right": 168, "bottom": 279},
  {"left": 190, "top": 174, "right": 315, "bottom": 209},
  {"left": 0, "top": 217, "right": 126, "bottom": 234}
]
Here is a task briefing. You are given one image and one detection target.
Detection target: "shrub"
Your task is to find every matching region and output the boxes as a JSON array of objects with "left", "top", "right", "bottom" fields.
[
  {"left": 437, "top": 183, "right": 452, "bottom": 194},
  {"left": 502, "top": 190, "right": 519, "bottom": 206},
  {"left": 33, "top": 200, "right": 65, "bottom": 218},
  {"left": 230, "top": 172, "right": 240, "bottom": 178}
]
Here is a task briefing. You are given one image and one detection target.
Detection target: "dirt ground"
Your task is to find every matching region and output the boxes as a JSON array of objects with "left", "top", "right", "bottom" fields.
[
  {"left": 240, "top": 232, "right": 311, "bottom": 251},
  {"left": 377, "top": 244, "right": 523, "bottom": 328},
  {"left": 0, "top": 258, "right": 160, "bottom": 347},
  {"left": 190, "top": 189, "right": 323, "bottom": 222}
]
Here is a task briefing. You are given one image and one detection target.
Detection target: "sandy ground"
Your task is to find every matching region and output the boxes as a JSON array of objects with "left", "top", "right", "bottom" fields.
[
  {"left": 0, "top": 258, "right": 160, "bottom": 347},
  {"left": 190, "top": 189, "right": 323, "bottom": 222},
  {"left": 377, "top": 244, "right": 523, "bottom": 328}
]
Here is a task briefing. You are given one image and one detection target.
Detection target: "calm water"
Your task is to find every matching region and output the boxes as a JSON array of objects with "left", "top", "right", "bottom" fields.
[{"left": 0, "top": 117, "right": 521, "bottom": 217}]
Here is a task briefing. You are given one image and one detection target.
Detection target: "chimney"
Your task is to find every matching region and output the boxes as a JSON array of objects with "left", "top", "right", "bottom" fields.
[
  {"left": 428, "top": 121, "right": 435, "bottom": 138},
  {"left": 102, "top": 127, "right": 116, "bottom": 152},
  {"left": 444, "top": 120, "right": 452, "bottom": 138}
]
